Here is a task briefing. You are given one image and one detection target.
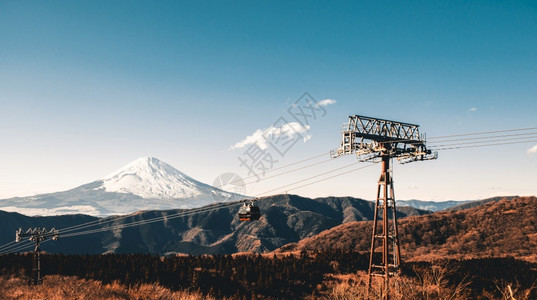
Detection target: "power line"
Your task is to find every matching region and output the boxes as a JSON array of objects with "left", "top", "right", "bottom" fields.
[
  {"left": 429, "top": 135, "right": 537, "bottom": 148},
  {"left": 0, "top": 240, "right": 34, "bottom": 255},
  {"left": 4, "top": 125, "right": 536, "bottom": 250},
  {"left": 58, "top": 161, "right": 376, "bottom": 239},
  {"left": 284, "top": 164, "right": 376, "bottom": 193},
  {"left": 59, "top": 201, "right": 246, "bottom": 239},
  {"left": 243, "top": 158, "right": 333, "bottom": 186},
  {"left": 55, "top": 161, "right": 372, "bottom": 240},
  {"left": 228, "top": 152, "right": 330, "bottom": 185},
  {"left": 429, "top": 131, "right": 537, "bottom": 144},
  {"left": 428, "top": 126, "right": 537, "bottom": 140},
  {"left": 255, "top": 161, "right": 365, "bottom": 196},
  {"left": 359, "top": 126, "right": 537, "bottom": 147},
  {"left": 0, "top": 240, "right": 17, "bottom": 252},
  {"left": 430, "top": 139, "right": 537, "bottom": 151},
  {"left": 58, "top": 162, "right": 375, "bottom": 240}
]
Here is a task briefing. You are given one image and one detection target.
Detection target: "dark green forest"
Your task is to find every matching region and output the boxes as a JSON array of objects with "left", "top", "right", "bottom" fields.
[{"left": 1, "top": 251, "right": 536, "bottom": 299}]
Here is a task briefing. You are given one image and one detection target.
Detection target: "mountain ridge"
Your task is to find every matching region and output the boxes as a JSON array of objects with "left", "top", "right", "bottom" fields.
[{"left": 0, "top": 194, "right": 429, "bottom": 255}]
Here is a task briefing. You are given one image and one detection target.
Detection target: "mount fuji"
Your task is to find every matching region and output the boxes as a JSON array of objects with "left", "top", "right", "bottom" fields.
[{"left": 0, "top": 157, "right": 238, "bottom": 217}]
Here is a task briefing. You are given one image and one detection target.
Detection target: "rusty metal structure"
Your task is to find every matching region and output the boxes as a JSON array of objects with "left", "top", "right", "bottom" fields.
[
  {"left": 16, "top": 228, "right": 58, "bottom": 285},
  {"left": 332, "top": 115, "right": 437, "bottom": 298}
]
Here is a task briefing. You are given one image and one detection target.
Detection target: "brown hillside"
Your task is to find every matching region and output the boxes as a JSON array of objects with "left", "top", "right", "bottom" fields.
[{"left": 276, "top": 196, "right": 537, "bottom": 262}]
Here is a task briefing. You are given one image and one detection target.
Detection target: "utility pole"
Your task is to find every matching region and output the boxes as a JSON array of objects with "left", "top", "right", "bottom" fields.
[
  {"left": 15, "top": 228, "right": 58, "bottom": 285},
  {"left": 331, "top": 115, "right": 437, "bottom": 299}
]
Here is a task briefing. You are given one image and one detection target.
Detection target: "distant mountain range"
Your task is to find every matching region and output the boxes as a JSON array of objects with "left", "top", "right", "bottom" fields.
[
  {"left": 0, "top": 157, "right": 237, "bottom": 216},
  {"left": 0, "top": 194, "right": 429, "bottom": 255},
  {"left": 397, "top": 199, "right": 473, "bottom": 212}
]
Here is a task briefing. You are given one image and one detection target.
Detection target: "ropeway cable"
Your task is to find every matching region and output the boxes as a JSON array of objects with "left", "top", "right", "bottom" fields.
[
  {"left": 255, "top": 161, "right": 366, "bottom": 196},
  {"left": 26, "top": 126, "right": 537, "bottom": 238},
  {"left": 430, "top": 139, "right": 537, "bottom": 151},
  {"left": 243, "top": 158, "right": 334, "bottom": 186},
  {"left": 59, "top": 153, "right": 336, "bottom": 235},
  {"left": 429, "top": 135, "right": 537, "bottom": 149},
  {"left": 6, "top": 126, "right": 537, "bottom": 246},
  {"left": 54, "top": 154, "right": 338, "bottom": 236},
  {"left": 56, "top": 161, "right": 371, "bottom": 240},
  {"left": 227, "top": 152, "right": 330, "bottom": 186},
  {"left": 59, "top": 201, "right": 246, "bottom": 239},
  {"left": 282, "top": 163, "right": 376, "bottom": 194},
  {"left": 428, "top": 131, "right": 537, "bottom": 144},
  {"left": 428, "top": 126, "right": 537, "bottom": 140}
]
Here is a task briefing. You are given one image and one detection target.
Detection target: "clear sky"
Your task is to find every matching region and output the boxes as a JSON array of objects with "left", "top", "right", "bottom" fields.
[{"left": 1, "top": 1, "right": 536, "bottom": 201}]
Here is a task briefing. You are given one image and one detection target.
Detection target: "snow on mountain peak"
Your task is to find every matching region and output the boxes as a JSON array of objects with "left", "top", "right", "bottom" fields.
[{"left": 100, "top": 157, "right": 207, "bottom": 199}]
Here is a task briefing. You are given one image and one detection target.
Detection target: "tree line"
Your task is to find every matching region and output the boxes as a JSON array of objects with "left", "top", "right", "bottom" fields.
[{"left": 1, "top": 251, "right": 536, "bottom": 299}]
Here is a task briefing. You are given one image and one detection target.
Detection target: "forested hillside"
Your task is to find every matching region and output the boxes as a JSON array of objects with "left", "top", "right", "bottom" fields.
[{"left": 278, "top": 197, "right": 537, "bottom": 262}]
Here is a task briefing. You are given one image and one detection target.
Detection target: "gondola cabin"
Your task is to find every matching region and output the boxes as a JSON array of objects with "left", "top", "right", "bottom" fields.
[{"left": 239, "top": 202, "right": 260, "bottom": 221}]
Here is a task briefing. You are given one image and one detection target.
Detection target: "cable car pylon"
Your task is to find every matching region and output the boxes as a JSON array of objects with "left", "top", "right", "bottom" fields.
[
  {"left": 331, "top": 115, "right": 437, "bottom": 299},
  {"left": 15, "top": 227, "right": 59, "bottom": 285}
]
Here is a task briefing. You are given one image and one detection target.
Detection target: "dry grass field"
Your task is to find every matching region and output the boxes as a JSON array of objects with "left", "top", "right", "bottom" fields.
[{"left": 0, "top": 275, "right": 224, "bottom": 300}]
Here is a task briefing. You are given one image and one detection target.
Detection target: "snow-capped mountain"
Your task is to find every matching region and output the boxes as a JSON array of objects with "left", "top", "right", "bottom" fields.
[
  {"left": 100, "top": 157, "right": 211, "bottom": 199},
  {"left": 0, "top": 157, "right": 238, "bottom": 217}
]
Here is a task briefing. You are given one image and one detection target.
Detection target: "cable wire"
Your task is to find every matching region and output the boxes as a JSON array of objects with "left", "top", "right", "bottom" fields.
[
  {"left": 428, "top": 126, "right": 537, "bottom": 140},
  {"left": 5, "top": 125, "right": 536, "bottom": 246},
  {"left": 243, "top": 158, "right": 333, "bottom": 186},
  {"left": 285, "top": 164, "right": 376, "bottom": 193},
  {"left": 255, "top": 161, "right": 366, "bottom": 196},
  {"left": 430, "top": 139, "right": 537, "bottom": 151},
  {"left": 429, "top": 135, "right": 537, "bottom": 148},
  {"left": 228, "top": 152, "right": 330, "bottom": 185},
  {"left": 0, "top": 240, "right": 17, "bottom": 252}
]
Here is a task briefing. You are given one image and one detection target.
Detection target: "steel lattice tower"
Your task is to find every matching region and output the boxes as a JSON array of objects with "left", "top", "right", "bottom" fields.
[
  {"left": 332, "top": 115, "right": 437, "bottom": 299},
  {"left": 16, "top": 228, "right": 58, "bottom": 285}
]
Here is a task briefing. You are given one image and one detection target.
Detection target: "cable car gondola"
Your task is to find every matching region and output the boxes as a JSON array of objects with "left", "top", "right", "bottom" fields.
[{"left": 238, "top": 200, "right": 260, "bottom": 221}]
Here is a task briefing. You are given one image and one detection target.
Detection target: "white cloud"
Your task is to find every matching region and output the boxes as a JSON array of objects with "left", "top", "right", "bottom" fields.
[
  {"left": 316, "top": 99, "right": 336, "bottom": 107},
  {"left": 469, "top": 107, "right": 477, "bottom": 112},
  {"left": 230, "top": 122, "right": 311, "bottom": 150},
  {"left": 527, "top": 144, "right": 537, "bottom": 155}
]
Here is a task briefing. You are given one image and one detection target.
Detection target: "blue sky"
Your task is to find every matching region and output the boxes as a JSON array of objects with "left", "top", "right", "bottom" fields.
[{"left": 1, "top": 1, "right": 536, "bottom": 201}]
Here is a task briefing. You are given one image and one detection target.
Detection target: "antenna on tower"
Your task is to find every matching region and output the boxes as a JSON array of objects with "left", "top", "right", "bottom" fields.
[
  {"left": 15, "top": 227, "right": 59, "bottom": 285},
  {"left": 332, "top": 115, "right": 437, "bottom": 299}
]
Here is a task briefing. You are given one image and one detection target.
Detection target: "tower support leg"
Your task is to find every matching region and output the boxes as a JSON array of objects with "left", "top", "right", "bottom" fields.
[
  {"left": 367, "top": 153, "right": 401, "bottom": 299},
  {"left": 32, "top": 242, "right": 41, "bottom": 285}
]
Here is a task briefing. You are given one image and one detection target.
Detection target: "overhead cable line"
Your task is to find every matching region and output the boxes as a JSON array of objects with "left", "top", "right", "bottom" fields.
[
  {"left": 429, "top": 135, "right": 537, "bottom": 148},
  {"left": 59, "top": 201, "right": 245, "bottom": 239},
  {"left": 243, "top": 158, "right": 333, "bottom": 186},
  {"left": 57, "top": 161, "right": 371, "bottom": 239},
  {"left": 228, "top": 151, "right": 330, "bottom": 185},
  {"left": 356, "top": 126, "right": 537, "bottom": 147},
  {"left": 0, "top": 240, "right": 17, "bottom": 252},
  {"left": 428, "top": 126, "right": 537, "bottom": 140},
  {"left": 60, "top": 161, "right": 373, "bottom": 240},
  {"left": 5, "top": 126, "right": 536, "bottom": 250},
  {"left": 430, "top": 139, "right": 537, "bottom": 151},
  {"left": 255, "top": 161, "right": 367, "bottom": 196},
  {"left": 0, "top": 240, "right": 34, "bottom": 255},
  {"left": 428, "top": 131, "right": 537, "bottom": 144},
  {"left": 283, "top": 163, "right": 376, "bottom": 194}
]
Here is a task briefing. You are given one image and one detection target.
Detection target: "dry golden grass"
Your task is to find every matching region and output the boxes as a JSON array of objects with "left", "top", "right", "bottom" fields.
[
  {"left": 322, "top": 268, "right": 537, "bottom": 300},
  {"left": 0, "top": 275, "right": 222, "bottom": 300}
]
